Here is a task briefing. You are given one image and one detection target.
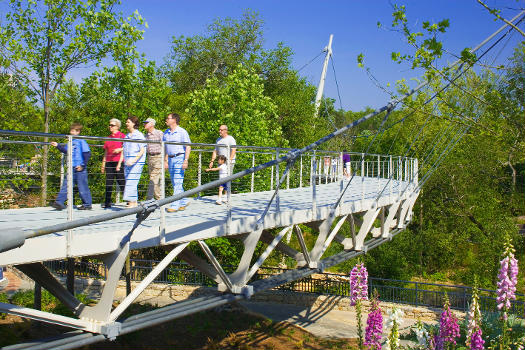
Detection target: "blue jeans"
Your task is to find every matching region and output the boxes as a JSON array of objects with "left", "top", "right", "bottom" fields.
[
  {"left": 123, "top": 160, "right": 145, "bottom": 201},
  {"left": 168, "top": 155, "right": 188, "bottom": 209},
  {"left": 56, "top": 168, "right": 92, "bottom": 206}
]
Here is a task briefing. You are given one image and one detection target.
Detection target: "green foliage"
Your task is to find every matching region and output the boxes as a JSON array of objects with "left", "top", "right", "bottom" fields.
[{"left": 187, "top": 64, "right": 285, "bottom": 148}]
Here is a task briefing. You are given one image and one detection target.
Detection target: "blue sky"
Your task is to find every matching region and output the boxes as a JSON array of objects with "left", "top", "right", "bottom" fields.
[{"left": 5, "top": 0, "right": 525, "bottom": 111}]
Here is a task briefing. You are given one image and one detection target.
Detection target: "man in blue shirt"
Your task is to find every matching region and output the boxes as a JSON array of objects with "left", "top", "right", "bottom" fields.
[
  {"left": 163, "top": 113, "right": 191, "bottom": 212},
  {"left": 51, "top": 123, "right": 92, "bottom": 210}
]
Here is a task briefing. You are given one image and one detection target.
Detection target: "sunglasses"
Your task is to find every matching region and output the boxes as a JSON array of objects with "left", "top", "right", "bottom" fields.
[{"left": 109, "top": 124, "right": 117, "bottom": 127}]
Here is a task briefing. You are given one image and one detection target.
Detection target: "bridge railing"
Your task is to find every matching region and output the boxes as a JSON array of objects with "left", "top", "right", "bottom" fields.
[{"left": 0, "top": 131, "right": 417, "bottom": 210}]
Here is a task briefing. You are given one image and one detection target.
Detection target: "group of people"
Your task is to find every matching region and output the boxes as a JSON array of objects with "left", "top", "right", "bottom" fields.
[{"left": 50, "top": 113, "right": 237, "bottom": 212}]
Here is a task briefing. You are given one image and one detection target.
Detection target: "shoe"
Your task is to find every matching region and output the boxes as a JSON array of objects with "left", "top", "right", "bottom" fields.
[
  {"left": 178, "top": 206, "right": 186, "bottom": 211},
  {"left": 51, "top": 202, "right": 66, "bottom": 210},
  {"left": 77, "top": 205, "right": 92, "bottom": 210},
  {"left": 102, "top": 203, "right": 112, "bottom": 209},
  {"left": 166, "top": 208, "right": 178, "bottom": 213},
  {"left": 216, "top": 200, "right": 222, "bottom": 205},
  {"left": 222, "top": 199, "right": 228, "bottom": 204}
]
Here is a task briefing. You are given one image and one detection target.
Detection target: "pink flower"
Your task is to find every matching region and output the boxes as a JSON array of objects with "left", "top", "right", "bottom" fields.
[
  {"left": 350, "top": 263, "right": 368, "bottom": 305},
  {"left": 497, "top": 242, "right": 518, "bottom": 321},
  {"left": 364, "top": 299, "right": 383, "bottom": 349},
  {"left": 469, "top": 328, "right": 485, "bottom": 350},
  {"left": 436, "top": 297, "right": 460, "bottom": 350}
]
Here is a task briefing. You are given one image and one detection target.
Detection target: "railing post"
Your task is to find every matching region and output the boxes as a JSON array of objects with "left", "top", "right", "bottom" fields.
[
  {"left": 251, "top": 152, "right": 255, "bottom": 193},
  {"left": 275, "top": 149, "right": 280, "bottom": 212},
  {"left": 60, "top": 153, "right": 64, "bottom": 187},
  {"left": 339, "top": 152, "right": 343, "bottom": 194},
  {"left": 197, "top": 150, "right": 202, "bottom": 198},
  {"left": 286, "top": 150, "right": 290, "bottom": 190},
  {"left": 270, "top": 152, "right": 274, "bottom": 190},
  {"left": 160, "top": 140, "right": 166, "bottom": 244},
  {"left": 312, "top": 157, "right": 317, "bottom": 215},
  {"left": 227, "top": 144, "right": 232, "bottom": 231},
  {"left": 299, "top": 154, "right": 303, "bottom": 188},
  {"left": 415, "top": 281, "right": 419, "bottom": 306},
  {"left": 361, "top": 153, "right": 365, "bottom": 200},
  {"left": 66, "top": 135, "right": 75, "bottom": 294},
  {"left": 389, "top": 155, "right": 393, "bottom": 199}
]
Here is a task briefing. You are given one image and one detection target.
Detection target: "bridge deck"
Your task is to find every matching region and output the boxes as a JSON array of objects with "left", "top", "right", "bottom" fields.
[{"left": 0, "top": 177, "right": 409, "bottom": 266}]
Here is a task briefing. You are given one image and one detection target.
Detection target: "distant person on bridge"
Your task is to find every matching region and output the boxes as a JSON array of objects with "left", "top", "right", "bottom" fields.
[
  {"left": 101, "top": 118, "right": 125, "bottom": 209},
  {"left": 205, "top": 155, "right": 229, "bottom": 205},
  {"left": 209, "top": 124, "right": 236, "bottom": 174},
  {"left": 123, "top": 116, "right": 146, "bottom": 208},
  {"left": 143, "top": 118, "right": 164, "bottom": 200},
  {"left": 163, "top": 113, "right": 191, "bottom": 213},
  {"left": 50, "top": 122, "right": 92, "bottom": 210},
  {"left": 343, "top": 151, "right": 351, "bottom": 178}
]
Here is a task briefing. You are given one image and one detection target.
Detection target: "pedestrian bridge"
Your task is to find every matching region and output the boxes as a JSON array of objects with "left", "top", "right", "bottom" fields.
[{"left": 0, "top": 129, "right": 419, "bottom": 349}]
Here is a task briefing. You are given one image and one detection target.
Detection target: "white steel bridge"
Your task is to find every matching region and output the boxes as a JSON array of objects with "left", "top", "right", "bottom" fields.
[{"left": 0, "top": 127, "right": 419, "bottom": 349}]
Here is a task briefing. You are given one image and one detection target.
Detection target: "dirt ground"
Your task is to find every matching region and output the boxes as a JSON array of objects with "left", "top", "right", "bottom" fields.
[{"left": 1, "top": 303, "right": 359, "bottom": 350}]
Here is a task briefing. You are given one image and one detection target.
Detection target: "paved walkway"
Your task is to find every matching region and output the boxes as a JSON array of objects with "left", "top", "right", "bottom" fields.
[{"left": 241, "top": 301, "right": 422, "bottom": 345}]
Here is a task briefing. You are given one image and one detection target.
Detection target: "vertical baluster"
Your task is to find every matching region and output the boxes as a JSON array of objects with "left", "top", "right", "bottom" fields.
[
  {"left": 160, "top": 140, "right": 166, "bottom": 244},
  {"left": 299, "top": 154, "right": 303, "bottom": 188},
  {"left": 251, "top": 152, "right": 255, "bottom": 193}
]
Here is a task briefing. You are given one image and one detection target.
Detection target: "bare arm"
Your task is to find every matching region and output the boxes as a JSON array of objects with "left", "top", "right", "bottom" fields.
[
  {"left": 183, "top": 146, "right": 191, "bottom": 170},
  {"left": 209, "top": 149, "right": 217, "bottom": 168},
  {"left": 230, "top": 147, "right": 236, "bottom": 162}
]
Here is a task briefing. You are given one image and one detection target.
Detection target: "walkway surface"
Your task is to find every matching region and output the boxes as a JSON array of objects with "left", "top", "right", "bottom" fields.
[
  {"left": 241, "top": 301, "right": 421, "bottom": 344},
  {"left": 0, "top": 177, "right": 408, "bottom": 266}
]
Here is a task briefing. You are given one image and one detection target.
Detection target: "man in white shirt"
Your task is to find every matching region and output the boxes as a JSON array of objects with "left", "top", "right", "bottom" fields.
[{"left": 209, "top": 124, "right": 236, "bottom": 174}]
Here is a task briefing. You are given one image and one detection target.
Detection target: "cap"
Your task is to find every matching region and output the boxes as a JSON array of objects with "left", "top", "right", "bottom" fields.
[{"left": 143, "top": 118, "right": 156, "bottom": 126}]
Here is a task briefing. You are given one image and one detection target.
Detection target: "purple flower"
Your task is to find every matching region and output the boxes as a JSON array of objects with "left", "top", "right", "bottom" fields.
[
  {"left": 496, "top": 241, "right": 518, "bottom": 321},
  {"left": 469, "top": 329, "right": 485, "bottom": 350},
  {"left": 466, "top": 282, "right": 484, "bottom": 350},
  {"left": 364, "top": 299, "right": 383, "bottom": 349},
  {"left": 436, "top": 297, "right": 460, "bottom": 350},
  {"left": 350, "top": 263, "right": 368, "bottom": 305}
]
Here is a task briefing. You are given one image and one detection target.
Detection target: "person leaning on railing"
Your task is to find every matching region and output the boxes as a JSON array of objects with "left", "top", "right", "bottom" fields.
[
  {"left": 101, "top": 118, "right": 125, "bottom": 209},
  {"left": 50, "top": 122, "right": 92, "bottom": 210}
]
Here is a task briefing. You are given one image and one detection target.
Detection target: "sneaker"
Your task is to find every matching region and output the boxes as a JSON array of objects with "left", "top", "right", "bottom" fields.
[
  {"left": 102, "top": 203, "right": 112, "bottom": 209},
  {"left": 222, "top": 199, "right": 228, "bottom": 204},
  {"left": 51, "top": 202, "right": 66, "bottom": 210},
  {"left": 178, "top": 206, "right": 186, "bottom": 211},
  {"left": 165, "top": 208, "right": 178, "bottom": 213},
  {"left": 77, "top": 205, "right": 92, "bottom": 210},
  {"left": 216, "top": 200, "right": 222, "bottom": 205}
]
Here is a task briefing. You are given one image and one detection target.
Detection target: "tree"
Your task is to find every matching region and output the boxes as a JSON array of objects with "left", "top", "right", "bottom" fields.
[
  {"left": 0, "top": 0, "right": 145, "bottom": 205},
  {"left": 186, "top": 64, "right": 284, "bottom": 148},
  {"left": 164, "top": 10, "right": 266, "bottom": 94}
]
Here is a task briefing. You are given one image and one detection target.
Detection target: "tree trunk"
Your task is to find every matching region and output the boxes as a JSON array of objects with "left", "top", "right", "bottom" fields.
[{"left": 40, "top": 105, "right": 50, "bottom": 206}]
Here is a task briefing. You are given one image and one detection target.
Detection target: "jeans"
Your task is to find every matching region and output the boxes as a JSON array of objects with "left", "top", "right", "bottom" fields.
[
  {"left": 56, "top": 168, "right": 92, "bottom": 206},
  {"left": 168, "top": 154, "right": 187, "bottom": 209},
  {"left": 123, "top": 160, "right": 145, "bottom": 201},
  {"left": 104, "top": 161, "right": 125, "bottom": 205}
]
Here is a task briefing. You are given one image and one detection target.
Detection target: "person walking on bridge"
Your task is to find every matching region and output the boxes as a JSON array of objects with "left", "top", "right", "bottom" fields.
[
  {"left": 123, "top": 116, "right": 146, "bottom": 208},
  {"left": 51, "top": 122, "right": 92, "bottom": 210},
  {"left": 143, "top": 118, "right": 164, "bottom": 200},
  {"left": 101, "top": 118, "right": 125, "bottom": 209},
  {"left": 209, "top": 124, "right": 236, "bottom": 174},
  {"left": 163, "top": 113, "right": 191, "bottom": 213}
]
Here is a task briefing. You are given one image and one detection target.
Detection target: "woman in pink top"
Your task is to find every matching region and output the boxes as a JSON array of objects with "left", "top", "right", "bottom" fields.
[{"left": 101, "top": 118, "right": 126, "bottom": 208}]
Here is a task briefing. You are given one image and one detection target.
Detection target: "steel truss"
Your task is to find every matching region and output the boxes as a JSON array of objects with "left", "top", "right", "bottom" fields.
[{"left": 0, "top": 175, "right": 417, "bottom": 349}]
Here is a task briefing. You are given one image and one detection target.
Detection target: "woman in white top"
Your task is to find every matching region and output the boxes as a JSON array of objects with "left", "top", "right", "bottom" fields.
[{"left": 123, "top": 116, "right": 146, "bottom": 208}]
